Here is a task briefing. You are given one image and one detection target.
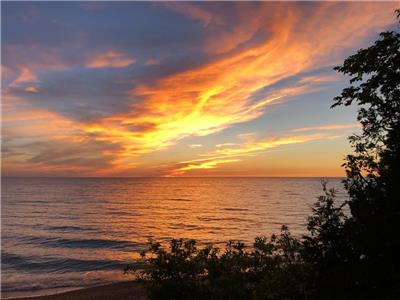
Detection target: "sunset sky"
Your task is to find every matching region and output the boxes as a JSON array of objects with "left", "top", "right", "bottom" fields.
[{"left": 1, "top": 2, "right": 398, "bottom": 177}]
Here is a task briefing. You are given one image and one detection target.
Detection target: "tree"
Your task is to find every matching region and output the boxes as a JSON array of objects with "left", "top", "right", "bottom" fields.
[{"left": 331, "top": 10, "right": 400, "bottom": 299}]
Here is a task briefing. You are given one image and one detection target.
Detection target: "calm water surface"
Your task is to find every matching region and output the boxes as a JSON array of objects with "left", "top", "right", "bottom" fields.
[{"left": 1, "top": 177, "right": 346, "bottom": 298}]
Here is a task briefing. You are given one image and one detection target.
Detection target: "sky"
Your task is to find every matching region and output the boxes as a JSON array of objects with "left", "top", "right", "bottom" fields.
[{"left": 1, "top": 1, "right": 398, "bottom": 177}]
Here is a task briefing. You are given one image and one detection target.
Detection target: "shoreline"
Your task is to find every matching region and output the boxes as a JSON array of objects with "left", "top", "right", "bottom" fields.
[{"left": 6, "top": 281, "right": 146, "bottom": 300}]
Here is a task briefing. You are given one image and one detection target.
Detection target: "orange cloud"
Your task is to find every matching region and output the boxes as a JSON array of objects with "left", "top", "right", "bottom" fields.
[
  {"left": 5, "top": 67, "right": 43, "bottom": 94},
  {"left": 78, "top": 3, "right": 394, "bottom": 176},
  {"left": 86, "top": 50, "right": 135, "bottom": 68},
  {"left": 3, "top": 99, "right": 77, "bottom": 140},
  {"left": 168, "top": 158, "right": 240, "bottom": 177},
  {"left": 3, "top": 3, "right": 396, "bottom": 177},
  {"left": 1, "top": 96, "right": 132, "bottom": 176},
  {"left": 166, "top": 131, "right": 341, "bottom": 176},
  {"left": 10, "top": 67, "right": 38, "bottom": 86},
  {"left": 215, "top": 133, "right": 340, "bottom": 157}
]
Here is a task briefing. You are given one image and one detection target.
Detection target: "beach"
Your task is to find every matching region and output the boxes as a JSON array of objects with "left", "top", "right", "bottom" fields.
[{"left": 9, "top": 281, "right": 146, "bottom": 300}]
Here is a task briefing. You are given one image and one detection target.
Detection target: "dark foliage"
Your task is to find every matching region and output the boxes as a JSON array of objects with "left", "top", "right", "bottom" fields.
[
  {"left": 328, "top": 10, "right": 400, "bottom": 299},
  {"left": 128, "top": 227, "right": 310, "bottom": 300},
  {"left": 126, "top": 11, "right": 400, "bottom": 300}
]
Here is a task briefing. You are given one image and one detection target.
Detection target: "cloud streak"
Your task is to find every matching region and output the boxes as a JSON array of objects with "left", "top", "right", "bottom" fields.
[
  {"left": 167, "top": 130, "right": 343, "bottom": 176},
  {"left": 76, "top": 2, "right": 393, "bottom": 175},
  {"left": 1, "top": 2, "right": 397, "bottom": 176},
  {"left": 292, "top": 123, "right": 360, "bottom": 132},
  {"left": 85, "top": 50, "right": 135, "bottom": 69},
  {"left": 168, "top": 159, "right": 241, "bottom": 177}
]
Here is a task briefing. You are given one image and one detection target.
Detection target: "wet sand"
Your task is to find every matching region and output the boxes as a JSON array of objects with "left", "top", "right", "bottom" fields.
[{"left": 10, "top": 281, "right": 146, "bottom": 300}]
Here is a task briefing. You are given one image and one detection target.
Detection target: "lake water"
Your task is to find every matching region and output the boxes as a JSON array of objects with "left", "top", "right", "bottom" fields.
[{"left": 1, "top": 177, "right": 346, "bottom": 298}]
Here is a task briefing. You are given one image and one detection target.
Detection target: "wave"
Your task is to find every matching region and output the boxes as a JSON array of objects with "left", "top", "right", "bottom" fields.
[
  {"left": 222, "top": 208, "right": 249, "bottom": 211},
  {"left": 167, "top": 198, "right": 192, "bottom": 202},
  {"left": 46, "top": 225, "right": 97, "bottom": 232},
  {"left": 169, "top": 223, "right": 201, "bottom": 230},
  {"left": 198, "top": 216, "right": 251, "bottom": 222},
  {"left": 15, "top": 236, "right": 144, "bottom": 251},
  {"left": 1, "top": 251, "right": 131, "bottom": 273}
]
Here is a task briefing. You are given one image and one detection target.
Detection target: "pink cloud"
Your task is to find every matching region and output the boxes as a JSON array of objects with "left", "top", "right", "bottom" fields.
[
  {"left": 86, "top": 50, "right": 135, "bottom": 69},
  {"left": 11, "top": 67, "right": 38, "bottom": 86}
]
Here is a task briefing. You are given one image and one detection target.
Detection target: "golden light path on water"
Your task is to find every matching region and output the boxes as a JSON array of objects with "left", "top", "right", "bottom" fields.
[{"left": 2, "top": 177, "right": 347, "bottom": 298}]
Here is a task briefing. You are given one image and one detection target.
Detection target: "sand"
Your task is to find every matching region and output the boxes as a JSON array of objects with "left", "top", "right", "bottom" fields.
[{"left": 10, "top": 281, "right": 147, "bottom": 300}]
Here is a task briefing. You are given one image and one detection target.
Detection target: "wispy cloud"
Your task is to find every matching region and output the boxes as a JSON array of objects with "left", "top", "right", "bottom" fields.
[
  {"left": 216, "top": 143, "right": 236, "bottom": 148},
  {"left": 167, "top": 131, "right": 341, "bottom": 176},
  {"left": 160, "top": 2, "right": 216, "bottom": 27},
  {"left": 2, "top": 2, "right": 396, "bottom": 176},
  {"left": 12, "top": 67, "right": 37, "bottom": 85},
  {"left": 86, "top": 50, "right": 135, "bottom": 69},
  {"left": 167, "top": 119, "right": 359, "bottom": 176},
  {"left": 190, "top": 144, "right": 203, "bottom": 149},
  {"left": 215, "top": 133, "right": 340, "bottom": 157},
  {"left": 2, "top": 96, "right": 130, "bottom": 176},
  {"left": 24, "top": 86, "right": 39, "bottom": 93},
  {"left": 292, "top": 123, "right": 360, "bottom": 132},
  {"left": 167, "top": 158, "right": 240, "bottom": 177},
  {"left": 77, "top": 3, "right": 394, "bottom": 173}
]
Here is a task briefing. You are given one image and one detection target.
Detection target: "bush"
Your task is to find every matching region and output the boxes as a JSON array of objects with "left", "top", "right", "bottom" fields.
[{"left": 126, "top": 225, "right": 314, "bottom": 300}]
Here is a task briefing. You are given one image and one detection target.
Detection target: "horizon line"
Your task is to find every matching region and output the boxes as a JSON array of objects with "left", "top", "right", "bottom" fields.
[{"left": 1, "top": 176, "right": 346, "bottom": 179}]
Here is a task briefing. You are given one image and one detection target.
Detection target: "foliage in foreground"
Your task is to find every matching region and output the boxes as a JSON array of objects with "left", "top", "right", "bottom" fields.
[
  {"left": 132, "top": 226, "right": 308, "bottom": 300},
  {"left": 126, "top": 11, "right": 400, "bottom": 300}
]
